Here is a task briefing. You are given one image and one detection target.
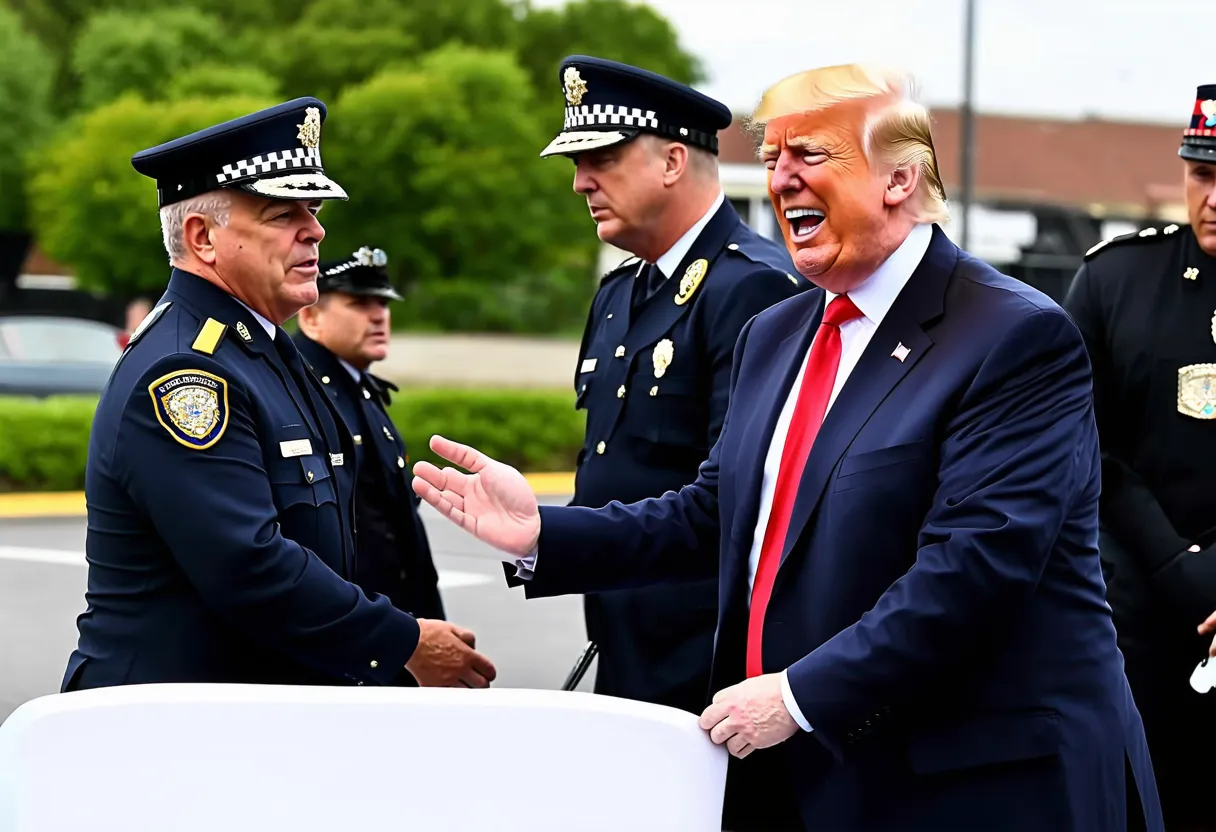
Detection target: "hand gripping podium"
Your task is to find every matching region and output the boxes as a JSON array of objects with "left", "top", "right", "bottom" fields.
[{"left": 0, "top": 685, "right": 728, "bottom": 831}]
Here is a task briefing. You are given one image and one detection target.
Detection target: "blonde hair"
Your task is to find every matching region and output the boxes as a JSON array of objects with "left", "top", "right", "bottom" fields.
[{"left": 747, "top": 64, "right": 949, "bottom": 224}]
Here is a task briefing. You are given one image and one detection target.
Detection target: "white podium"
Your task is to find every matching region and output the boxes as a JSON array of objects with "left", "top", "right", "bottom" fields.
[{"left": 0, "top": 685, "right": 727, "bottom": 831}]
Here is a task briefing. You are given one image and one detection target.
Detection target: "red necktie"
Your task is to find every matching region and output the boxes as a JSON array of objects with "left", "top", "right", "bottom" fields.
[{"left": 745, "top": 294, "right": 863, "bottom": 678}]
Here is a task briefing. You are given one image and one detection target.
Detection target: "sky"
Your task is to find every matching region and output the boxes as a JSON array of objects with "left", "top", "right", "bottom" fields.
[{"left": 537, "top": 0, "right": 1212, "bottom": 125}]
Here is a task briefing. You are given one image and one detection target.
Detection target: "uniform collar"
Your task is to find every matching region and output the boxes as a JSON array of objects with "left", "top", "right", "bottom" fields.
[
  {"left": 824, "top": 222, "right": 933, "bottom": 327},
  {"left": 654, "top": 190, "right": 725, "bottom": 279}
]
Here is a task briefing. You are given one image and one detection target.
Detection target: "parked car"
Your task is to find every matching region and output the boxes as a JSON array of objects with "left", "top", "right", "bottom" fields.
[{"left": 0, "top": 314, "right": 122, "bottom": 398}]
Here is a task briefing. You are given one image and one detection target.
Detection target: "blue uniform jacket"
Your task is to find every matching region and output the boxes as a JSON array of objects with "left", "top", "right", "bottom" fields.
[
  {"left": 571, "top": 198, "right": 807, "bottom": 714},
  {"left": 62, "top": 269, "right": 419, "bottom": 691},
  {"left": 519, "top": 226, "right": 1163, "bottom": 830},
  {"left": 293, "top": 332, "right": 444, "bottom": 621}
]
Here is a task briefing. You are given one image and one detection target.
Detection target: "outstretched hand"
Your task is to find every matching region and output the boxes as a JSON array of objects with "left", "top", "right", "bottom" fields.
[
  {"left": 412, "top": 435, "right": 541, "bottom": 559},
  {"left": 1199, "top": 609, "right": 1216, "bottom": 658}
]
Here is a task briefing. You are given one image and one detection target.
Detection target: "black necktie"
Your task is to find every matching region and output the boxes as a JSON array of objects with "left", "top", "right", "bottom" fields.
[{"left": 633, "top": 262, "right": 665, "bottom": 308}]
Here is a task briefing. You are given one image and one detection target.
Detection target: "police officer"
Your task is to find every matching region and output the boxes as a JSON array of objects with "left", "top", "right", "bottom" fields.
[
  {"left": 536, "top": 56, "right": 808, "bottom": 715},
  {"left": 62, "top": 98, "right": 495, "bottom": 692},
  {"left": 1064, "top": 82, "right": 1216, "bottom": 831},
  {"left": 293, "top": 246, "right": 445, "bottom": 624}
]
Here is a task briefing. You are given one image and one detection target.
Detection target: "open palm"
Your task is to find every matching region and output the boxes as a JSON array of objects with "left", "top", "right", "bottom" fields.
[{"left": 411, "top": 435, "right": 541, "bottom": 558}]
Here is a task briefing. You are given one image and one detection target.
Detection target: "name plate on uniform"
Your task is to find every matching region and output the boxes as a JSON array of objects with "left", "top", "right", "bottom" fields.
[
  {"left": 580, "top": 358, "right": 597, "bottom": 373},
  {"left": 280, "top": 439, "right": 313, "bottom": 458}
]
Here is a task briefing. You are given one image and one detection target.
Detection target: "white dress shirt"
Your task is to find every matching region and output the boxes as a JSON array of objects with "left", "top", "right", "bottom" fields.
[{"left": 754, "top": 222, "right": 932, "bottom": 730}]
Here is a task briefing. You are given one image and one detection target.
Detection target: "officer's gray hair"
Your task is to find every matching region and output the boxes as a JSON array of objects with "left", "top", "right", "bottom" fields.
[
  {"left": 638, "top": 134, "right": 719, "bottom": 183},
  {"left": 159, "top": 190, "right": 233, "bottom": 262}
]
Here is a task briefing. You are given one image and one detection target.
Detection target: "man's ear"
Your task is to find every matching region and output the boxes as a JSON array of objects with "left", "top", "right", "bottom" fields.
[
  {"left": 663, "top": 142, "right": 690, "bottom": 186},
  {"left": 883, "top": 162, "right": 920, "bottom": 208},
  {"left": 182, "top": 213, "right": 217, "bottom": 265},
  {"left": 296, "top": 301, "right": 323, "bottom": 337}
]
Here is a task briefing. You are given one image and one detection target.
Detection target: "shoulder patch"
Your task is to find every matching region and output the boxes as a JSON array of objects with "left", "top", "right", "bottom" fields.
[
  {"left": 126, "top": 301, "right": 172, "bottom": 350},
  {"left": 1084, "top": 224, "right": 1181, "bottom": 261},
  {"left": 191, "top": 318, "right": 228, "bottom": 355},
  {"left": 148, "top": 369, "right": 229, "bottom": 450}
]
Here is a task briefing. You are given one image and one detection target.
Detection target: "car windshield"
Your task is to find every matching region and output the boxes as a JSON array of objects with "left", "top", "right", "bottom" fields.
[{"left": 0, "top": 317, "right": 121, "bottom": 364}]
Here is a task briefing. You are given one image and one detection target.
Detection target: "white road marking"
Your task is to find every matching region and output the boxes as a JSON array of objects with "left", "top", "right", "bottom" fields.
[{"left": 0, "top": 547, "right": 493, "bottom": 589}]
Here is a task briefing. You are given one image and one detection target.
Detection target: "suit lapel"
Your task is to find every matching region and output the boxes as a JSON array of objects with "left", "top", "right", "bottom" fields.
[
  {"left": 778, "top": 226, "right": 957, "bottom": 569},
  {"left": 729, "top": 289, "right": 825, "bottom": 546}
]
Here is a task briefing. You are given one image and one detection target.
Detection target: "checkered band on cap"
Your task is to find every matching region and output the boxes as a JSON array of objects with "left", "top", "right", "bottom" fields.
[
  {"left": 215, "top": 147, "right": 322, "bottom": 184},
  {"left": 563, "top": 104, "right": 659, "bottom": 130}
]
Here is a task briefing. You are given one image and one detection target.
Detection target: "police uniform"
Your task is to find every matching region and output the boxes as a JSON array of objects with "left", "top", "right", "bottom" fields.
[
  {"left": 62, "top": 98, "right": 422, "bottom": 692},
  {"left": 539, "top": 56, "right": 809, "bottom": 714},
  {"left": 293, "top": 247, "right": 445, "bottom": 624},
  {"left": 1063, "top": 83, "right": 1216, "bottom": 830}
]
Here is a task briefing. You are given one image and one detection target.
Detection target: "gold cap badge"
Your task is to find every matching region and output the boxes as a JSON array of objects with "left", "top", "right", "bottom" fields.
[
  {"left": 564, "top": 67, "right": 588, "bottom": 106},
  {"left": 297, "top": 106, "right": 321, "bottom": 149},
  {"left": 675, "top": 259, "right": 708, "bottom": 306},
  {"left": 652, "top": 339, "right": 674, "bottom": 378}
]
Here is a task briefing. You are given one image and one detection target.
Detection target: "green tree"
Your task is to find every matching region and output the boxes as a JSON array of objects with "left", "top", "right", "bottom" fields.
[
  {"left": 69, "top": 7, "right": 236, "bottom": 110},
  {"left": 163, "top": 63, "right": 281, "bottom": 101},
  {"left": 28, "top": 94, "right": 274, "bottom": 296},
  {"left": 0, "top": 5, "right": 54, "bottom": 231},
  {"left": 514, "top": 0, "right": 704, "bottom": 94},
  {"left": 321, "top": 45, "right": 597, "bottom": 331}
]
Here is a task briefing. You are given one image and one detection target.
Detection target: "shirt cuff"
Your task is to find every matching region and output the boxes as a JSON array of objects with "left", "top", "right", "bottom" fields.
[
  {"left": 781, "top": 669, "right": 812, "bottom": 732},
  {"left": 512, "top": 546, "right": 538, "bottom": 581}
]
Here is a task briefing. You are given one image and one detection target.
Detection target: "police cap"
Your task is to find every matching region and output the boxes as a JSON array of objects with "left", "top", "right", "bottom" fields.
[
  {"left": 317, "top": 246, "right": 402, "bottom": 301},
  {"left": 539, "top": 55, "right": 732, "bottom": 159},
  {"left": 1180, "top": 83, "right": 1216, "bottom": 164},
  {"left": 131, "top": 97, "right": 349, "bottom": 208}
]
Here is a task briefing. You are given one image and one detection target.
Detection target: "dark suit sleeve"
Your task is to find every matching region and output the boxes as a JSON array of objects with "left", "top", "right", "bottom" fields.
[
  {"left": 704, "top": 270, "right": 799, "bottom": 444},
  {"left": 514, "top": 315, "right": 759, "bottom": 598},
  {"left": 118, "top": 354, "right": 420, "bottom": 686},
  {"left": 785, "top": 307, "right": 1097, "bottom": 759},
  {"left": 1063, "top": 265, "right": 1202, "bottom": 605}
]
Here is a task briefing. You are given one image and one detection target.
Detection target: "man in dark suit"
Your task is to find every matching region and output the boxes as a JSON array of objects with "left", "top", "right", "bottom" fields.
[
  {"left": 294, "top": 246, "right": 446, "bottom": 623},
  {"left": 1063, "top": 83, "right": 1216, "bottom": 831},
  {"left": 64, "top": 97, "right": 495, "bottom": 693},
  {"left": 414, "top": 64, "right": 1163, "bottom": 830},
  {"left": 540, "top": 55, "right": 805, "bottom": 715}
]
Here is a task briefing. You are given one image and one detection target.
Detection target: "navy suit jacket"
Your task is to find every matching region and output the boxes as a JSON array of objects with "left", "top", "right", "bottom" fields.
[{"left": 517, "top": 226, "right": 1163, "bottom": 831}]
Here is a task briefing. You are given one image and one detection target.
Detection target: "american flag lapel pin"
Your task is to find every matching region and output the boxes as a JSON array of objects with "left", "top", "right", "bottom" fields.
[{"left": 892, "top": 342, "right": 910, "bottom": 362}]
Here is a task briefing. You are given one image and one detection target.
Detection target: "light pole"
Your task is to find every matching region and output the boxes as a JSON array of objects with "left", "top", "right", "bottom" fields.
[{"left": 959, "top": 0, "right": 976, "bottom": 252}]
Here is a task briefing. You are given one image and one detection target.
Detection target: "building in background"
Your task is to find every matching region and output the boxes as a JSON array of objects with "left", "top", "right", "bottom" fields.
[{"left": 600, "top": 106, "right": 1189, "bottom": 302}]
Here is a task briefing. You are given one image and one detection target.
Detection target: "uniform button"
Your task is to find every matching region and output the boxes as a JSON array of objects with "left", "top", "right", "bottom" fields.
[
  {"left": 614, "top": 345, "right": 625, "bottom": 358},
  {"left": 596, "top": 441, "right": 606, "bottom": 454},
  {"left": 369, "top": 660, "right": 379, "bottom": 669},
  {"left": 397, "top": 456, "right": 405, "bottom": 468},
  {"left": 353, "top": 434, "right": 363, "bottom": 445},
  {"left": 321, "top": 375, "right": 330, "bottom": 384},
  {"left": 580, "top": 383, "right": 587, "bottom": 393},
  {"left": 306, "top": 470, "right": 315, "bottom": 483},
  {"left": 363, "top": 389, "right": 371, "bottom": 399},
  {"left": 650, "top": 386, "right": 658, "bottom": 396},
  {"left": 607, "top": 313, "right": 614, "bottom": 319},
  {"left": 728, "top": 243, "right": 739, "bottom": 250},
  {"left": 617, "top": 385, "right": 625, "bottom": 398}
]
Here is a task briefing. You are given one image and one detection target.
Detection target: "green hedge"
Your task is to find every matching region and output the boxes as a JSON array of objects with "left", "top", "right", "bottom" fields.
[{"left": 0, "top": 389, "right": 582, "bottom": 493}]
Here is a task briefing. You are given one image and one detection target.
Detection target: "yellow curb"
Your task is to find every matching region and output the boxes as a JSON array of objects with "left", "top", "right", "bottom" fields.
[
  {"left": 0, "top": 491, "right": 86, "bottom": 519},
  {"left": 0, "top": 473, "right": 576, "bottom": 519}
]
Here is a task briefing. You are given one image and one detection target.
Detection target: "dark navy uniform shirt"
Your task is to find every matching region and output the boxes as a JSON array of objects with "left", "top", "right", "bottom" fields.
[
  {"left": 63, "top": 269, "right": 420, "bottom": 691},
  {"left": 569, "top": 197, "right": 808, "bottom": 712},
  {"left": 294, "top": 332, "right": 445, "bottom": 621}
]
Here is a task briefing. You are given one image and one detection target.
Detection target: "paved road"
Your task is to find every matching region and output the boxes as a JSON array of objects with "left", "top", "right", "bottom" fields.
[{"left": 0, "top": 497, "right": 592, "bottom": 726}]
